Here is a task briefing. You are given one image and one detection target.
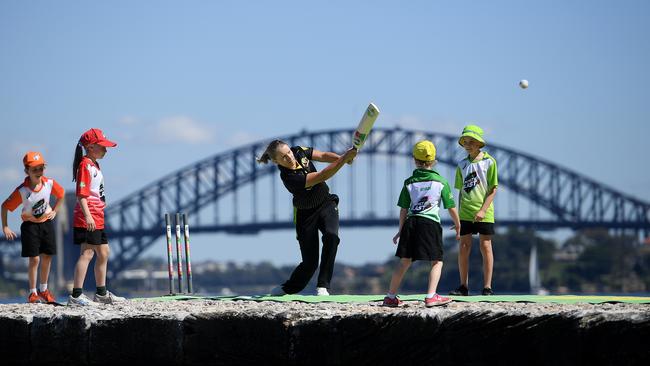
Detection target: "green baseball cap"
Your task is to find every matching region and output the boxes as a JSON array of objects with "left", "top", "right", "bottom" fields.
[{"left": 458, "top": 124, "right": 486, "bottom": 147}]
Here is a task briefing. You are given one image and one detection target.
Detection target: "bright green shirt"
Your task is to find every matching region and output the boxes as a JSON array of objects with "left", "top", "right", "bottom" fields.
[
  {"left": 397, "top": 168, "right": 455, "bottom": 223},
  {"left": 454, "top": 151, "right": 498, "bottom": 223}
]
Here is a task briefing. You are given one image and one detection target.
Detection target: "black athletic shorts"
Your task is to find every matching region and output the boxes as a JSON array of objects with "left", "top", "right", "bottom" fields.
[
  {"left": 20, "top": 220, "right": 56, "bottom": 257},
  {"left": 460, "top": 220, "right": 495, "bottom": 236},
  {"left": 395, "top": 216, "right": 443, "bottom": 262},
  {"left": 73, "top": 227, "right": 109, "bottom": 245}
]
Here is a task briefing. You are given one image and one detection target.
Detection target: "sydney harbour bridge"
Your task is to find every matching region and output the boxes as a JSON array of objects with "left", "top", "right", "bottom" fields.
[{"left": 1, "top": 127, "right": 649, "bottom": 283}]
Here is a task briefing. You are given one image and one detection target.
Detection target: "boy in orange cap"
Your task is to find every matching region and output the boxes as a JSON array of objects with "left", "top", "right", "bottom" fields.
[{"left": 2, "top": 152, "right": 65, "bottom": 303}]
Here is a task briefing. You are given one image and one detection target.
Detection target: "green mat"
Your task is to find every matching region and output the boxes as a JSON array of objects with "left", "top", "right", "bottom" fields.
[{"left": 139, "top": 294, "right": 650, "bottom": 304}]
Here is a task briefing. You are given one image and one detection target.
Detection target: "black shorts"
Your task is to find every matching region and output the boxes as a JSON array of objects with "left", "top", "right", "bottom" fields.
[
  {"left": 73, "top": 227, "right": 109, "bottom": 245},
  {"left": 460, "top": 220, "right": 495, "bottom": 236},
  {"left": 395, "top": 216, "right": 443, "bottom": 262},
  {"left": 20, "top": 220, "right": 56, "bottom": 257}
]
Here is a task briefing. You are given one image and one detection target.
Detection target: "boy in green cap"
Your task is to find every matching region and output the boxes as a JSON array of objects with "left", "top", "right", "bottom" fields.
[
  {"left": 383, "top": 140, "right": 461, "bottom": 307},
  {"left": 450, "top": 125, "right": 498, "bottom": 296}
]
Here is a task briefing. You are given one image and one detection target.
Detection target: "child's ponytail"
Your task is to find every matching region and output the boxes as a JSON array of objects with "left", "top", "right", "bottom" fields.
[{"left": 72, "top": 142, "right": 84, "bottom": 182}]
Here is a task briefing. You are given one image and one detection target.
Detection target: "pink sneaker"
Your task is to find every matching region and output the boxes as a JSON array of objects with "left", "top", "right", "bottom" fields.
[
  {"left": 382, "top": 296, "right": 402, "bottom": 307},
  {"left": 425, "top": 294, "right": 452, "bottom": 307}
]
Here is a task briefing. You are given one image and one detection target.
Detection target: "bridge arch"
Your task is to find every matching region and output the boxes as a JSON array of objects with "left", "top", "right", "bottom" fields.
[
  {"left": 1, "top": 128, "right": 648, "bottom": 276},
  {"left": 100, "top": 127, "right": 649, "bottom": 274}
]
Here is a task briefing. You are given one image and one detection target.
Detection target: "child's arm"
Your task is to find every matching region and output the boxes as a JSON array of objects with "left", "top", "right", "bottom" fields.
[
  {"left": 45, "top": 182, "right": 65, "bottom": 221},
  {"left": 46, "top": 198, "right": 63, "bottom": 221},
  {"left": 392, "top": 208, "right": 408, "bottom": 244},
  {"left": 78, "top": 197, "right": 96, "bottom": 231},
  {"left": 447, "top": 207, "right": 461, "bottom": 241},
  {"left": 474, "top": 186, "right": 497, "bottom": 222},
  {"left": 1, "top": 206, "right": 17, "bottom": 240}
]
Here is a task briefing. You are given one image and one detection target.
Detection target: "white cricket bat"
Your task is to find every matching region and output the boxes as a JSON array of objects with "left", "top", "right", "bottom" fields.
[{"left": 352, "top": 102, "right": 380, "bottom": 150}]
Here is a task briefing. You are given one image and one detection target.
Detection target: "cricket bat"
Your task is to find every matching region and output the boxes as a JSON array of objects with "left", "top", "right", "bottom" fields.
[{"left": 352, "top": 102, "right": 380, "bottom": 150}]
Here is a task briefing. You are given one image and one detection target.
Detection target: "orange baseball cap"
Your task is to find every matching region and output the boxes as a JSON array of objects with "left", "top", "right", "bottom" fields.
[
  {"left": 79, "top": 128, "right": 117, "bottom": 147},
  {"left": 23, "top": 151, "right": 46, "bottom": 167}
]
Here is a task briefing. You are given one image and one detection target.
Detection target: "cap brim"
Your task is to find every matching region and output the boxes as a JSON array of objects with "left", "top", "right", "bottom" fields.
[
  {"left": 96, "top": 139, "right": 117, "bottom": 147},
  {"left": 459, "top": 135, "right": 485, "bottom": 147}
]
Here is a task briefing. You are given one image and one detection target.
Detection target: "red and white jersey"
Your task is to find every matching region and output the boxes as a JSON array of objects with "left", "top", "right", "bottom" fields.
[
  {"left": 2, "top": 176, "right": 65, "bottom": 223},
  {"left": 73, "top": 157, "right": 107, "bottom": 229}
]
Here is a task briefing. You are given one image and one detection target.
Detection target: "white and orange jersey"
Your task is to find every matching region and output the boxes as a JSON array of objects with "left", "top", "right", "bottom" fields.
[
  {"left": 1, "top": 176, "right": 65, "bottom": 223},
  {"left": 73, "top": 157, "right": 107, "bottom": 229}
]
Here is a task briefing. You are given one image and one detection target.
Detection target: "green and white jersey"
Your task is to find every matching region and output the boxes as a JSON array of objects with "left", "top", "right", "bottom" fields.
[
  {"left": 397, "top": 168, "right": 455, "bottom": 223},
  {"left": 455, "top": 151, "right": 498, "bottom": 223}
]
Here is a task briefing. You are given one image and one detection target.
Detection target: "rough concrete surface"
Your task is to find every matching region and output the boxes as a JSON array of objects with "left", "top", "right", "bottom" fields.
[{"left": 1, "top": 299, "right": 649, "bottom": 365}]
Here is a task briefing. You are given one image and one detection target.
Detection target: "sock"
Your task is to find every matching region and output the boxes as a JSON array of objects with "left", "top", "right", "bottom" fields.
[
  {"left": 426, "top": 293, "right": 436, "bottom": 299},
  {"left": 30, "top": 288, "right": 37, "bottom": 294},
  {"left": 39, "top": 284, "right": 47, "bottom": 292},
  {"left": 96, "top": 286, "right": 107, "bottom": 296},
  {"left": 386, "top": 292, "right": 396, "bottom": 299},
  {"left": 72, "top": 288, "right": 83, "bottom": 298}
]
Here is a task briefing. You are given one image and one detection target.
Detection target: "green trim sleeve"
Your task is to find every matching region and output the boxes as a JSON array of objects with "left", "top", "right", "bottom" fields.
[
  {"left": 454, "top": 166, "right": 463, "bottom": 190},
  {"left": 441, "top": 181, "right": 456, "bottom": 209},
  {"left": 397, "top": 186, "right": 410, "bottom": 209}
]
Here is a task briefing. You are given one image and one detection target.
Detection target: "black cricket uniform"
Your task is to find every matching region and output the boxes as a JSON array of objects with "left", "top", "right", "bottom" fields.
[{"left": 278, "top": 146, "right": 340, "bottom": 294}]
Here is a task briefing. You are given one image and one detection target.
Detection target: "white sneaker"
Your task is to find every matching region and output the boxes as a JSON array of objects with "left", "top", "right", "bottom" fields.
[
  {"left": 316, "top": 287, "right": 330, "bottom": 296},
  {"left": 93, "top": 291, "right": 126, "bottom": 304},
  {"left": 67, "top": 294, "right": 100, "bottom": 307},
  {"left": 270, "top": 285, "right": 286, "bottom": 296}
]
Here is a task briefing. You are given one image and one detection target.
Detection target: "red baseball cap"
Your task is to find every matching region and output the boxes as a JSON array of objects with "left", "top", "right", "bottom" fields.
[
  {"left": 79, "top": 128, "right": 117, "bottom": 147},
  {"left": 23, "top": 151, "right": 46, "bottom": 167}
]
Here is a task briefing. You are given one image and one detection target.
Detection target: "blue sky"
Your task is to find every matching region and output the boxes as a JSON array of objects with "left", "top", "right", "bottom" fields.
[{"left": 1, "top": 1, "right": 649, "bottom": 265}]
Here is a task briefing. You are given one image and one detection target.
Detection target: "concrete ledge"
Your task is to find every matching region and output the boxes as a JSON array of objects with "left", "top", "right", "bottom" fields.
[
  {"left": 0, "top": 316, "right": 30, "bottom": 364},
  {"left": 1, "top": 300, "right": 648, "bottom": 365},
  {"left": 90, "top": 317, "right": 184, "bottom": 364},
  {"left": 32, "top": 315, "right": 89, "bottom": 365},
  {"left": 183, "top": 313, "right": 288, "bottom": 364}
]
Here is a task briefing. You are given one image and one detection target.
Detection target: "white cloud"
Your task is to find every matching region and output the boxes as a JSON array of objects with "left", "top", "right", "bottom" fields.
[
  {"left": 0, "top": 168, "right": 23, "bottom": 184},
  {"left": 2, "top": 142, "right": 48, "bottom": 159},
  {"left": 155, "top": 116, "right": 216, "bottom": 144},
  {"left": 393, "top": 115, "right": 469, "bottom": 136},
  {"left": 224, "top": 131, "right": 263, "bottom": 148},
  {"left": 0, "top": 165, "right": 67, "bottom": 187},
  {"left": 118, "top": 115, "right": 140, "bottom": 125},
  {"left": 113, "top": 117, "right": 140, "bottom": 143}
]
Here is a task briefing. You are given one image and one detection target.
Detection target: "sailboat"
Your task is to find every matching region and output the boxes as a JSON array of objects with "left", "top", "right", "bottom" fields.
[{"left": 529, "top": 243, "right": 549, "bottom": 295}]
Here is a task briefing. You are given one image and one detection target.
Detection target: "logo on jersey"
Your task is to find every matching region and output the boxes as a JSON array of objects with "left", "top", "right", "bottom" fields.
[
  {"left": 463, "top": 171, "right": 479, "bottom": 193},
  {"left": 300, "top": 157, "right": 310, "bottom": 170},
  {"left": 412, "top": 196, "right": 432, "bottom": 213},
  {"left": 32, "top": 198, "right": 47, "bottom": 218}
]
